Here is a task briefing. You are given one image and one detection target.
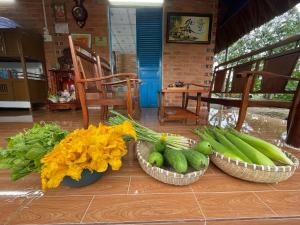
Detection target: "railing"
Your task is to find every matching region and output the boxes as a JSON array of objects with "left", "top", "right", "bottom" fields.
[{"left": 216, "top": 34, "right": 300, "bottom": 70}]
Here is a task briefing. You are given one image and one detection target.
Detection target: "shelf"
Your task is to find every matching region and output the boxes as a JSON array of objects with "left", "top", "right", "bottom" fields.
[{"left": 48, "top": 101, "right": 80, "bottom": 110}]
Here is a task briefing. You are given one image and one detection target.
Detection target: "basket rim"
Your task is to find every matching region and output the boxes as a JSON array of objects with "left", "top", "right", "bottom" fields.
[
  {"left": 136, "top": 139, "right": 209, "bottom": 178},
  {"left": 211, "top": 150, "right": 299, "bottom": 172}
]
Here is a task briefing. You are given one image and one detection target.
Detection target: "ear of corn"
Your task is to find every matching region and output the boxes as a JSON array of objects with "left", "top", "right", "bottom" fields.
[
  {"left": 196, "top": 131, "right": 244, "bottom": 161},
  {"left": 225, "top": 132, "right": 275, "bottom": 166},
  {"left": 229, "top": 129, "right": 293, "bottom": 165},
  {"left": 210, "top": 128, "right": 252, "bottom": 163}
]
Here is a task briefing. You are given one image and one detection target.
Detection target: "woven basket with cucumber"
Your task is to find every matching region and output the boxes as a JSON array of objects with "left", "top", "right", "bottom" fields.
[
  {"left": 109, "top": 111, "right": 209, "bottom": 185},
  {"left": 194, "top": 127, "right": 299, "bottom": 183}
]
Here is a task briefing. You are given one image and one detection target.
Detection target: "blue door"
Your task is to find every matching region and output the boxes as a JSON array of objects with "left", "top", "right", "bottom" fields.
[{"left": 136, "top": 8, "right": 162, "bottom": 108}]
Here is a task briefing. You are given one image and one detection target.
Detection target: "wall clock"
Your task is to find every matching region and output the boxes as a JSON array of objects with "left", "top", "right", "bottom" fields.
[{"left": 72, "top": 0, "right": 88, "bottom": 28}]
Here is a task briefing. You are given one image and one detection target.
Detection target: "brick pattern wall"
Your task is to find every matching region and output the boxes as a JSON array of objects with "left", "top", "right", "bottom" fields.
[
  {"left": 163, "top": 0, "right": 217, "bottom": 107},
  {"left": 0, "top": 0, "right": 109, "bottom": 80},
  {"left": 116, "top": 54, "right": 137, "bottom": 73}
]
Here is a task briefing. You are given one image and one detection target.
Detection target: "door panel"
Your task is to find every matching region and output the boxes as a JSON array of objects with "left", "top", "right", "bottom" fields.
[{"left": 136, "top": 8, "right": 162, "bottom": 108}]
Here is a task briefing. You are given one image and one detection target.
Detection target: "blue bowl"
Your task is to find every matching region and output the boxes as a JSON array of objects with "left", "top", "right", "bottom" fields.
[{"left": 61, "top": 169, "right": 104, "bottom": 187}]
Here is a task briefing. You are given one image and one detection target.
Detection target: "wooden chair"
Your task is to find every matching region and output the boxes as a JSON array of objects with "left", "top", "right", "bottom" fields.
[
  {"left": 68, "top": 35, "right": 141, "bottom": 128},
  {"left": 186, "top": 35, "right": 300, "bottom": 132}
]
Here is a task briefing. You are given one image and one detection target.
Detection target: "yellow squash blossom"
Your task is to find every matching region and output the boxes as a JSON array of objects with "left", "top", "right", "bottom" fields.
[{"left": 41, "top": 120, "right": 136, "bottom": 190}]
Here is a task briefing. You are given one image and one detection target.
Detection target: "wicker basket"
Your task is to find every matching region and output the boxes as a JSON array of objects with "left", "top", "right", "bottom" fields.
[
  {"left": 210, "top": 150, "right": 299, "bottom": 183},
  {"left": 136, "top": 138, "right": 209, "bottom": 186}
]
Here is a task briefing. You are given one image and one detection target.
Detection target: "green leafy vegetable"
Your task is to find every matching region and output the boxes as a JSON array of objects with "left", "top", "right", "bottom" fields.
[{"left": 0, "top": 123, "right": 67, "bottom": 181}]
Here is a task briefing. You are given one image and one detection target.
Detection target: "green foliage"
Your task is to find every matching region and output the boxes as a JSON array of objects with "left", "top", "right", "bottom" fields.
[{"left": 0, "top": 123, "right": 68, "bottom": 181}]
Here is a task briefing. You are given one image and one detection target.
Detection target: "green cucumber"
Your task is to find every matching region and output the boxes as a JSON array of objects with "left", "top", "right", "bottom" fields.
[
  {"left": 182, "top": 150, "right": 208, "bottom": 170},
  {"left": 164, "top": 148, "right": 187, "bottom": 173},
  {"left": 148, "top": 151, "right": 164, "bottom": 167},
  {"left": 192, "top": 141, "right": 213, "bottom": 155}
]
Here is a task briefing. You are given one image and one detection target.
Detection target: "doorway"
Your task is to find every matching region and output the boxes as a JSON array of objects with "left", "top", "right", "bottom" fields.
[{"left": 109, "top": 7, "right": 162, "bottom": 108}]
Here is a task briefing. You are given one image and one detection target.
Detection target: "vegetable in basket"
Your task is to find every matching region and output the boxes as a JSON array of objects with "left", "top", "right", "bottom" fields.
[
  {"left": 192, "top": 140, "right": 213, "bottom": 155},
  {"left": 195, "top": 129, "right": 244, "bottom": 161},
  {"left": 211, "top": 128, "right": 252, "bottom": 163},
  {"left": 183, "top": 150, "right": 208, "bottom": 170},
  {"left": 225, "top": 132, "right": 275, "bottom": 166},
  {"left": 109, "top": 110, "right": 190, "bottom": 150},
  {"left": 229, "top": 128, "right": 293, "bottom": 165},
  {"left": 148, "top": 151, "right": 164, "bottom": 167},
  {"left": 164, "top": 148, "right": 188, "bottom": 173},
  {"left": 194, "top": 126, "right": 293, "bottom": 166}
]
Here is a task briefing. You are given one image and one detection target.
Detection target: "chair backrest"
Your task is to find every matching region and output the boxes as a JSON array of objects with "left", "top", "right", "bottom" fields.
[
  {"left": 211, "top": 69, "right": 227, "bottom": 93},
  {"left": 68, "top": 35, "right": 103, "bottom": 90},
  {"left": 260, "top": 48, "right": 300, "bottom": 93},
  {"left": 230, "top": 62, "right": 254, "bottom": 93},
  {"left": 212, "top": 35, "right": 300, "bottom": 95}
]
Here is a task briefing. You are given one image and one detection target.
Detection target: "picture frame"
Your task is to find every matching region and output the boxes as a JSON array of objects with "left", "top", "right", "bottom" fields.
[
  {"left": 166, "top": 13, "right": 212, "bottom": 44},
  {"left": 52, "top": 3, "right": 67, "bottom": 22},
  {"left": 71, "top": 33, "right": 92, "bottom": 48}
]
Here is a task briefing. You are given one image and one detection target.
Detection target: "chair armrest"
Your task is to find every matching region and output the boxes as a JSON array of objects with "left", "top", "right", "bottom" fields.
[
  {"left": 131, "top": 78, "right": 142, "bottom": 84},
  {"left": 237, "top": 71, "right": 300, "bottom": 81},
  {"left": 76, "top": 75, "right": 140, "bottom": 84},
  {"left": 109, "top": 73, "right": 137, "bottom": 79},
  {"left": 103, "top": 78, "right": 141, "bottom": 86},
  {"left": 76, "top": 77, "right": 106, "bottom": 83}
]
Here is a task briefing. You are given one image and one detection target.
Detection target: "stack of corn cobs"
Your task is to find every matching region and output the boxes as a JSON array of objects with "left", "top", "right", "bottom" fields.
[{"left": 194, "top": 127, "right": 293, "bottom": 166}]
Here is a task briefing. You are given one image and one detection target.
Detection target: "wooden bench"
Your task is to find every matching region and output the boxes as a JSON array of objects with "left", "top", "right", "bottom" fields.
[{"left": 186, "top": 34, "right": 300, "bottom": 146}]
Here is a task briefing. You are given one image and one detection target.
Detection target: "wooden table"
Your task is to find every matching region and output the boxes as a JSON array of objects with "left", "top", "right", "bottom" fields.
[
  {"left": 48, "top": 69, "right": 81, "bottom": 110},
  {"left": 157, "top": 88, "right": 206, "bottom": 124}
]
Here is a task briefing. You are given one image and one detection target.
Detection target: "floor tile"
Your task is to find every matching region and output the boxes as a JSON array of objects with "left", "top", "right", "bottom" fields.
[
  {"left": 107, "top": 161, "right": 147, "bottom": 177},
  {"left": 0, "top": 196, "right": 26, "bottom": 224},
  {"left": 0, "top": 173, "right": 40, "bottom": 191},
  {"left": 207, "top": 218, "right": 300, "bottom": 225},
  {"left": 196, "top": 192, "right": 276, "bottom": 219},
  {"left": 44, "top": 176, "right": 129, "bottom": 196},
  {"left": 271, "top": 172, "right": 300, "bottom": 190},
  {"left": 256, "top": 191, "right": 300, "bottom": 216},
  {"left": 128, "top": 176, "right": 193, "bottom": 194},
  {"left": 191, "top": 174, "right": 273, "bottom": 193},
  {"left": 10, "top": 196, "right": 93, "bottom": 224},
  {"left": 83, "top": 193, "right": 203, "bottom": 223},
  {"left": 140, "top": 222, "right": 205, "bottom": 225}
]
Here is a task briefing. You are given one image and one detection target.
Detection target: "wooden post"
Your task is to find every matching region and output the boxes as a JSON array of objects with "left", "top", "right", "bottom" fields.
[
  {"left": 286, "top": 82, "right": 300, "bottom": 147},
  {"left": 236, "top": 73, "right": 253, "bottom": 130}
]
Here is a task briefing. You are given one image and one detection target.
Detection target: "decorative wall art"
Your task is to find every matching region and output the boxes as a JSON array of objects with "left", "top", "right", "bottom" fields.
[
  {"left": 71, "top": 33, "right": 91, "bottom": 48},
  {"left": 167, "top": 13, "right": 212, "bottom": 44},
  {"left": 54, "top": 23, "right": 69, "bottom": 34},
  {"left": 52, "top": 2, "right": 67, "bottom": 22}
]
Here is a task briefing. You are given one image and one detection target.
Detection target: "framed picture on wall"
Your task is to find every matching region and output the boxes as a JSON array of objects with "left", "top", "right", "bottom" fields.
[
  {"left": 71, "top": 33, "right": 92, "bottom": 48},
  {"left": 52, "top": 3, "right": 67, "bottom": 22},
  {"left": 167, "top": 13, "right": 212, "bottom": 44}
]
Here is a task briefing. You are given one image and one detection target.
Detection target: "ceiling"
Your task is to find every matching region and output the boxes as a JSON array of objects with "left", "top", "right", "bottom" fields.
[
  {"left": 216, "top": 0, "right": 300, "bottom": 53},
  {"left": 110, "top": 8, "right": 136, "bottom": 54}
]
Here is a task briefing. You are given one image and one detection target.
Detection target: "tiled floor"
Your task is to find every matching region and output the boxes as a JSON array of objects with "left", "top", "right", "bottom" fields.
[{"left": 0, "top": 107, "right": 299, "bottom": 225}]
